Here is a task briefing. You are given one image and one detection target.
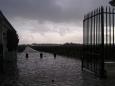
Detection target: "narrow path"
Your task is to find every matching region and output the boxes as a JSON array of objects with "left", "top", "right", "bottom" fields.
[
  {"left": 1, "top": 47, "right": 115, "bottom": 86},
  {"left": 17, "top": 47, "right": 83, "bottom": 86}
]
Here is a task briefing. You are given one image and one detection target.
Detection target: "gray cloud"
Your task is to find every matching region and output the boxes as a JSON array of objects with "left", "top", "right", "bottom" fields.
[
  {"left": 0, "top": 0, "right": 110, "bottom": 44},
  {"left": 0, "top": 0, "right": 109, "bottom": 24}
]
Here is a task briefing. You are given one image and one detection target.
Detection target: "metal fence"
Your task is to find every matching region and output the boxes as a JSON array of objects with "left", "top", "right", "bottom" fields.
[{"left": 82, "top": 6, "right": 115, "bottom": 77}]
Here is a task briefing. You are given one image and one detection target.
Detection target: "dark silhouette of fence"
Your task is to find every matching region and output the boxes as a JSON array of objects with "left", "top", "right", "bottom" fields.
[{"left": 82, "top": 6, "right": 115, "bottom": 78}]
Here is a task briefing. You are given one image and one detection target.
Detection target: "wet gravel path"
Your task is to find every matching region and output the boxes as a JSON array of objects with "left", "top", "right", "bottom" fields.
[
  {"left": 17, "top": 48, "right": 83, "bottom": 86},
  {"left": 1, "top": 47, "right": 115, "bottom": 86}
]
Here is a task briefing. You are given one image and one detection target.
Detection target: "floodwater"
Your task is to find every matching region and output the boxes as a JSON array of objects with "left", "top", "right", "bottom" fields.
[{"left": 0, "top": 47, "right": 115, "bottom": 86}]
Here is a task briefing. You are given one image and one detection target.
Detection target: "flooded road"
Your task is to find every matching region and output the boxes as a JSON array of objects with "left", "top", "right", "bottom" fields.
[
  {"left": 1, "top": 47, "right": 115, "bottom": 86},
  {"left": 17, "top": 47, "right": 82, "bottom": 86}
]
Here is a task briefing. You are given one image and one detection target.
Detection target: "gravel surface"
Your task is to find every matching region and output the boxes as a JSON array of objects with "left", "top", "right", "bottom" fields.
[{"left": 0, "top": 47, "right": 115, "bottom": 86}]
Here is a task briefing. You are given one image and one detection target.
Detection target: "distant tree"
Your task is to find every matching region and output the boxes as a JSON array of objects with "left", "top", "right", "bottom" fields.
[{"left": 7, "top": 29, "right": 19, "bottom": 51}]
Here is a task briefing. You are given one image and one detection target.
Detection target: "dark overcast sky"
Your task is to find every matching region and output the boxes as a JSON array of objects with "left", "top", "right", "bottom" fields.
[{"left": 0, "top": 0, "right": 110, "bottom": 44}]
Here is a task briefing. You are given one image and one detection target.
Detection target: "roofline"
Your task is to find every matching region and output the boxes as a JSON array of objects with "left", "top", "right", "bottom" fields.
[{"left": 0, "top": 10, "right": 15, "bottom": 31}]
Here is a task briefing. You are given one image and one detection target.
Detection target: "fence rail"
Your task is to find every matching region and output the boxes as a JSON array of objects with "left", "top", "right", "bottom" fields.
[{"left": 82, "top": 6, "right": 115, "bottom": 77}]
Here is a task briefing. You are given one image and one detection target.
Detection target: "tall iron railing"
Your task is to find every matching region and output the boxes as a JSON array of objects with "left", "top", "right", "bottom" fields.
[{"left": 82, "top": 6, "right": 115, "bottom": 77}]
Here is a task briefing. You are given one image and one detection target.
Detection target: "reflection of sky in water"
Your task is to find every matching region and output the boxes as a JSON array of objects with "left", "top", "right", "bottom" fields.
[
  {"left": 0, "top": 48, "right": 115, "bottom": 86},
  {"left": 17, "top": 52, "right": 83, "bottom": 86}
]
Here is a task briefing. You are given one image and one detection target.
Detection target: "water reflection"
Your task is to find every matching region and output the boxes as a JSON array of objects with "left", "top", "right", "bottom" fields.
[
  {"left": 17, "top": 52, "right": 83, "bottom": 86},
  {"left": 1, "top": 50, "right": 115, "bottom": 86}
]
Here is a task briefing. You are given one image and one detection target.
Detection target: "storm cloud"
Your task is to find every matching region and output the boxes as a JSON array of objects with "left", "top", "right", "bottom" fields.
[{"left": 0, "top": 0, "right": 110, "bottom": 44}]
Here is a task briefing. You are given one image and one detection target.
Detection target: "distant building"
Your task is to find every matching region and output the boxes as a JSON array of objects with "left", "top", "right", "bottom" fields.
[{"left": 0, "top": 11, "right": 19, "bottom": 72}]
